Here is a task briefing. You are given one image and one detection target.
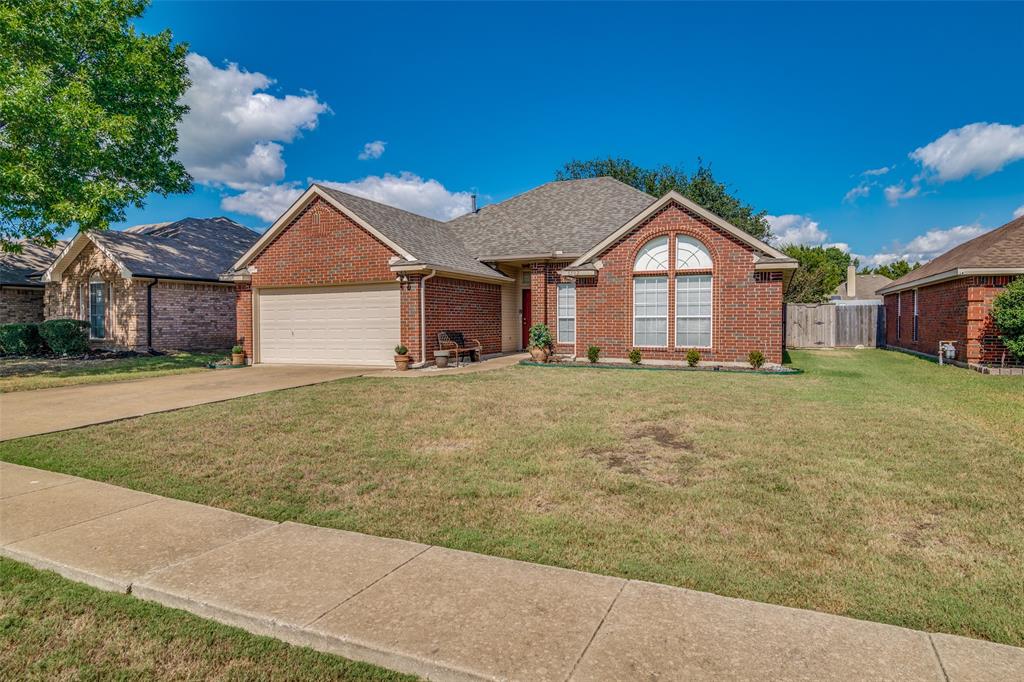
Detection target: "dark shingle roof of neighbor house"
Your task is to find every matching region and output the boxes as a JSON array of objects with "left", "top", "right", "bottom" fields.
[
  {"left": 446, "top": 177, "right": 656, "bottom": 258},
  {"left": 92, "top": 217, "right": 259, "bottom": 281},
  {"left": 314, "top": 185, "right": 505, "bottom": 279},
  {"left": 878, "top": 215, "right": 1024, "bottom": 294},
  {"left": 0, "top": 241, "right": 65, "bottom": 287},
  {"left": 833, "top": 273, "right": 892, "bottom": 300}
]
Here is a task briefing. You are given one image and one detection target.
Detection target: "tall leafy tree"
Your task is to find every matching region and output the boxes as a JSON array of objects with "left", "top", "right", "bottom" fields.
[
  {"left": 781, "top": 244, "right": 852, "bottom": 303},
  {"left": 0, "top": 0, "right": 191, "bottom": 251},
  {"left": 864, "top": 260, "right": 921, "bottom": 280},
  {"left": 555, "top": 157, "right": 772, "bottom": 241}
]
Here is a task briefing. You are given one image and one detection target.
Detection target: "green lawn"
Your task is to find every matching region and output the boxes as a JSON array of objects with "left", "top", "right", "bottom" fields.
[
  {"left": 2, "top": 349, "right": 1022, "bottom": 646},
  {"left": 0, "top": 559, "right": 413, "bottom": 680},
  {"left": 0, "top": 351, "right": 227, "bottom": 392}
]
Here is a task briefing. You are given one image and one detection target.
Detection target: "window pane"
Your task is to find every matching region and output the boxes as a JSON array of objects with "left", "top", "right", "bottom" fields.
[
  {"left": 675, "top": 275, "right": 712, "bottom": 347},
  {"left": 89, "top": 282, "right": 105, "bottom": 339},
  {"left": 676, "top": 236, "right": 712, "bottom": 270},
  {"left": 633, "top": 275, "right": 667, "bottom": 346},
  {"left": 634, "top": 236, "right": 669, "bottom": 271},
  {"left": 557, "top": 283, "right": 575, "bottom": 343}
]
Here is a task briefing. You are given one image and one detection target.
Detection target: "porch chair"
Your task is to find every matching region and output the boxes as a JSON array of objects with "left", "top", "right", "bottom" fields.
[{"left": 437, "top": 331, "right": 482, "bottom": 366}]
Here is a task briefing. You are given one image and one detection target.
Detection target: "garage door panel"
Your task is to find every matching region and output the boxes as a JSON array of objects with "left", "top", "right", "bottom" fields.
[{"left": 258, "top": 285, "right": 400, "bottom": 365}]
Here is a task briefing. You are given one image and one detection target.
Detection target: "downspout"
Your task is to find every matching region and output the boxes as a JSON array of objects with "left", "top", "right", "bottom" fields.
[
  {"left": 146, "top": 278, "right": 158, "bottom": 351},
  {"left": 419, "top": 269, "right": 437, "bottom": 366}
]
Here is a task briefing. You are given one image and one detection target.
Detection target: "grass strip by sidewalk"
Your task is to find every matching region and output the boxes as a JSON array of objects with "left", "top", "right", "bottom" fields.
[
  {"left": 0, "top": 351, "right": 226, "bottom": 393},
  {"left": 0, "top": 558, "right": 414, "bottom": 681}
]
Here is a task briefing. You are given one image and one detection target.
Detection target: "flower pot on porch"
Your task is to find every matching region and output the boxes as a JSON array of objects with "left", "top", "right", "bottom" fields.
[
  {"left": 433, "top": 350, "right": 450, "bottom": 368},
  {"left": 231, "top": 353, "right": 245, "bottom": 366},
  {"left": 394, "top": 355, "right": 410, "bottom": 371},
  {"left": 529, "top": 346, "right": 549, "bottom": 363}
]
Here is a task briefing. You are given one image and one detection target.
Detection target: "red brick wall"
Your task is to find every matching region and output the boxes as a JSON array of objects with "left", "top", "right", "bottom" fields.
[
  {"left": 883, "top": 275, "right": 1017, "bottom": 364},
  {"left": 146, "top": 281, "right": 237, "bottom": 351},
  {"left": 529, "top": 203, "right": 784, "bottom": 364},
  {"left": 1, "top": 287, "right": 45, "bottom": 324},
  {"left": 235, "top": 283, "right": 253, "bottom": 357},
  {"left": 424, "top": 276, "right": 502, "bottom": 359}
]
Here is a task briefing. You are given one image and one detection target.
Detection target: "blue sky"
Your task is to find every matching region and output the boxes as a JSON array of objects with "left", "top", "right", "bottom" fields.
[{"left": 126, "top": 1, "right": 1024, "bottom": 266}]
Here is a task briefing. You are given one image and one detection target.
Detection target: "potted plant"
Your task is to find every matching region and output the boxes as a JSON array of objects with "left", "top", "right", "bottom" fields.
[
  {"left": 528, "top": 323, "right": 552, "bottom": 362},
  {"left": 394, "top": 344, "right": 411, "bottom": 371},
  {"left": 231, "top": 344, "right": 245, "bottom": 366}
]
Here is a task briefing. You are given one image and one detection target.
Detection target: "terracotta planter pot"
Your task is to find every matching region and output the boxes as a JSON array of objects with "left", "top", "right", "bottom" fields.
[
  {"left": 231, "top": 353, "right": 245, "bottom": 366},
  {"left": 394, "top": 354, "right": 411, "bottom": 371},
  {"left": 529, "top": 346, "right": 549, "bottom": 363}
]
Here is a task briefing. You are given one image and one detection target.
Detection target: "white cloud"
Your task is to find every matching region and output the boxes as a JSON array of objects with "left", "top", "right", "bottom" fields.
[
  {"left": 177, "top": 53, "right": 328, "bottom": 190},
  {"left": 220, "top": 182, "right": 304, "bottom": 223},
  {"left": 856, "top": 223, "right": 989, "bottom": 267},
  {"left": 358, "top": 140, "right": 386, "bottom": 160},
  {"left": 316, "top": 172, "right": 474, "bottom": 221},
  {"left": 843, "top": 183, "right": 872, "bottom": 203},
  {"left": 862, "top": 166, "right": 891, "bottom": 176},
  {"left": 1014, "top": 205, "right": 1024, "bottom": 219},
  {"left": 910, "top": 122, "right": 1024, "bottom": 182},
  {"left": 767, "top": 214, "right": 830, "bottom": 246},
  {"left": 884, "top": 182, "right": 921, "bottom": 206}
]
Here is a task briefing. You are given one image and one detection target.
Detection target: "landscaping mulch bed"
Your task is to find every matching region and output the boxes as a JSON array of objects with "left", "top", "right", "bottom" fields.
[{"left": 520, "top": 359, "right": 802, "bottom": 374}]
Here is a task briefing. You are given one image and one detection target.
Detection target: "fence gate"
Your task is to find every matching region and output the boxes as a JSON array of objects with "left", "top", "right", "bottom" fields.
[{"left": 785, "top": 303, "right": 884, "bottom": 348}]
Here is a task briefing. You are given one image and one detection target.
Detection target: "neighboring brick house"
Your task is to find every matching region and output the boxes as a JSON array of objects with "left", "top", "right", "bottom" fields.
[
  {"left": 0, "top": 241, "right": 64, "bottom": 324},
  {"left": 43, "top": 218, "right": 259, "bottom": 351},
  {"left": 878, "top": 215, "right": 1024, "bottom": 367},
  {"left": 225, "top": 179, "right": 797, "bottom": 366}
]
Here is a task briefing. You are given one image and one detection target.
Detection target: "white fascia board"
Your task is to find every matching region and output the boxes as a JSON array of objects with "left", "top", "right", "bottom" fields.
[
  {"left": 570, "top": 191, "right": 788, "bottom": 268},
  {"left": 231, "top": 185, "right": 417, "bottom": 272}
]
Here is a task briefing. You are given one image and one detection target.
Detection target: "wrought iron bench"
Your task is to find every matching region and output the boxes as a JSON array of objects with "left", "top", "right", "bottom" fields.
[{"left": 437, "top": 331, "right": 482, "bottom": 366}]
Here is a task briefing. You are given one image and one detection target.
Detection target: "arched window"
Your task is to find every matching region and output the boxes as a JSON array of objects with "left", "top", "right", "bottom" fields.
[
  {"left": 634, "top": 236, "right": 669, "bottom": 271},
  {"left": 676, "top": 236, "right": 712, "bottom": 270},
  {"left": 89, "top": 272, "right": 106, "bottom": 339}
]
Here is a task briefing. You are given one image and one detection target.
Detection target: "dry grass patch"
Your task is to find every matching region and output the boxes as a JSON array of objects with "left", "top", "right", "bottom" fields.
[{"left": 2, "top": 349, "right": 1022, "bottom": 646}]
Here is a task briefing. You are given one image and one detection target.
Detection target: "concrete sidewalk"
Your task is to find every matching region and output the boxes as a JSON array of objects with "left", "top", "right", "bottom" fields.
[{"left": 1, "top": 462, "right": 1019, "bottom": 681}]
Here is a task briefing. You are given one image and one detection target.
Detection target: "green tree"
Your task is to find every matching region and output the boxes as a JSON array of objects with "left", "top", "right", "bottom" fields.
[
  {"left": 992, "top": 277, "right": 1024, "bottom": 360},
  {"left": 867, "top": 260, "right": 921, "bottom": 280},
  {"left": 0, "top": 0, "right": 191, "bottom": 251},
  {"left": 781, "top": 244, "right": 852, "bottom": 303},
  {"left": 555, "top": 157, "right": 771, "bottom": 241}
]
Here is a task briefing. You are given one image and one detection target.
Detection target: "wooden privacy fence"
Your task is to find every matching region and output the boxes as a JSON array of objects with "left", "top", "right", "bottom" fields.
[{"left": 785, "top": 303, "right": 885, "bottom": 348}]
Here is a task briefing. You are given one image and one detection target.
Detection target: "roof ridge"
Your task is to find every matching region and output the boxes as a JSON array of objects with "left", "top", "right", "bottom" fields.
[{"left": 314, "top": 183, "right": 451, "bottom": 226}]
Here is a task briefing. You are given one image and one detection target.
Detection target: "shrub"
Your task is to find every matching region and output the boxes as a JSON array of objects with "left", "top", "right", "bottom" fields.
[
  {"left": 38, "top": 319, "right": 90, "bottom": 355},
  {"left": 528, "top": 323, "right": 552, "bottom": 350},
  {"left": 232, "top": 344, "right": 244, "bottom": 355},
  {"left": 992, "top": 276, "right": 1024, "bottom": 360},
  {"left": 686, "top": 349, "right": 700, "bottom": 367},
  {"left": 394, "top": 344, "right": 409, "bottom": 356},
  {"left": 628, "top": 348, "right": 642, "bottom": 365},
  {"left": 748, "top": 350, "right": 766, "bottom": 369},
  {"left": 0, "top": 323, "right": 41, "bottom": 355},
  {"left": 587, "top": 345, "right": 600, "bottom": 363}
]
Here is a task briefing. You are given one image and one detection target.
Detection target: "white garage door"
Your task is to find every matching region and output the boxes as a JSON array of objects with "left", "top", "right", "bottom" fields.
[{"left": 258, "top": 284, "right": 400, "bottom": 365}]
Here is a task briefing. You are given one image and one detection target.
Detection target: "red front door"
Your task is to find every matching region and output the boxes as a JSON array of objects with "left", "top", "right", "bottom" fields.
[{"left": 521, "top": 289, "right": 532, "bottom": 349}]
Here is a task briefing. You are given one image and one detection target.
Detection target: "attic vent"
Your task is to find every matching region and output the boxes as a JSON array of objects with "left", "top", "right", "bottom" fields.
[{"left": 312, "top": 208, "right": 321, "bottom": 225}]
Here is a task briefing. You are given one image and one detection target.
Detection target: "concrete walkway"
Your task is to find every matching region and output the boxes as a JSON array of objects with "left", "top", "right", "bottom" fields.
[
  {"left": 1, "top": 462, "right": 1019, "bottom": 681},
  {"left": 0, "top": 354, "right": 527, "bottom": 441}
]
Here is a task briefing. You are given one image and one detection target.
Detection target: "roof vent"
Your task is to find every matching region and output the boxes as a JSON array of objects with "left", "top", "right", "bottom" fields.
[{"left": 470, "top": 193, "right": 478, "bottom": 213}]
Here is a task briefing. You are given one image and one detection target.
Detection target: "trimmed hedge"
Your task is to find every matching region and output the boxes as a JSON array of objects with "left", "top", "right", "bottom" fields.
[
  {"left": 38, "top": 319, "right": 90, "bottom": 355},
  {"left": 0, "top": 323, "right": 42, "bottom": 355}
]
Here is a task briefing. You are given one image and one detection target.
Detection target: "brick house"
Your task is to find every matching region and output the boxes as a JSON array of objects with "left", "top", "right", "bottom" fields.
[
  {"left": 225, "top": 178, "right": 797, "bottom": 366},
  {"left": 43, "top": 218, "right": 259, "bottom": 351},
  {"left": 878, "top": 215, "right": 1024, "bottom": 367},
  {"left": 0, "top": 241, "right": 64, "bottom": 324}
]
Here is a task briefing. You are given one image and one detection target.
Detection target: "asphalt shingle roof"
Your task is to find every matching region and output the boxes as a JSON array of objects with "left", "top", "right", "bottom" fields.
[
  {"left": 315, "top": 185, "right": 507, "bottom": 279},
  {"left": 95, "top": 217, "right": 260, "bottom": 281},
  {"left": 833, "top": 273, "right": 892, "bottom": 300},
  {"left": 446, "top": 177, "right": 656, "bottom": 258},
  {"left": 881, "top": 216, "right": 1024, "bottom": 291},
  {"left": 0, "top": 241, "right": 64, "bottom": 287}
]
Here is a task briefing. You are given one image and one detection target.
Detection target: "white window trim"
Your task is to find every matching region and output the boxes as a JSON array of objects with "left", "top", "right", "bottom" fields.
[
  {"left": 632, "top": 275, "right": 669, "bottom": 348},
  {"left": 556, "top": 282, "right": 575, "bottom": 345},
  {"left": 674, "top": 274, "right": 713, "bottom": 350},
  {"left": 675, "top": 235, "right": 713, "bottom": 271},
  {"left": 912, "top": 289, "right": 919, "bottom": 341},
  {"left": 634, "top": 235, "right": 670, "bottom": 272}
]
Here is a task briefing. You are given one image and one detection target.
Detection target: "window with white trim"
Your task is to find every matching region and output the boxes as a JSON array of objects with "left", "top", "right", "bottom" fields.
[
  {"left": 912, "top": 289, "right": 919, "bottom": 341},
  {"left": 896, "top": 294, "right": 902, "bottom": 339},
  {"left": 675, "top": 236, "right": 712, "bottom": 270},
  {"left": 634, "top": 236, "right": 669, "bottom": 271},
  {"left": 88, "top": 272, "right": 106, "bottom": 339},
  {"left": 557, "top": 283, "right": 575, "bottom": 343},
  {"left": 633, "top": 276, "right": 668, "bottom": 347},
  {"left": 676, "top": 275, "right": 712, "bottom": 347}
]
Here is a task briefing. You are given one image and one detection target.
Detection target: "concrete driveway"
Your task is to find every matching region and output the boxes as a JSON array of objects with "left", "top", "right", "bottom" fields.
[{"left": 0, "top": 365, "right": 372, "bottom": 441}]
